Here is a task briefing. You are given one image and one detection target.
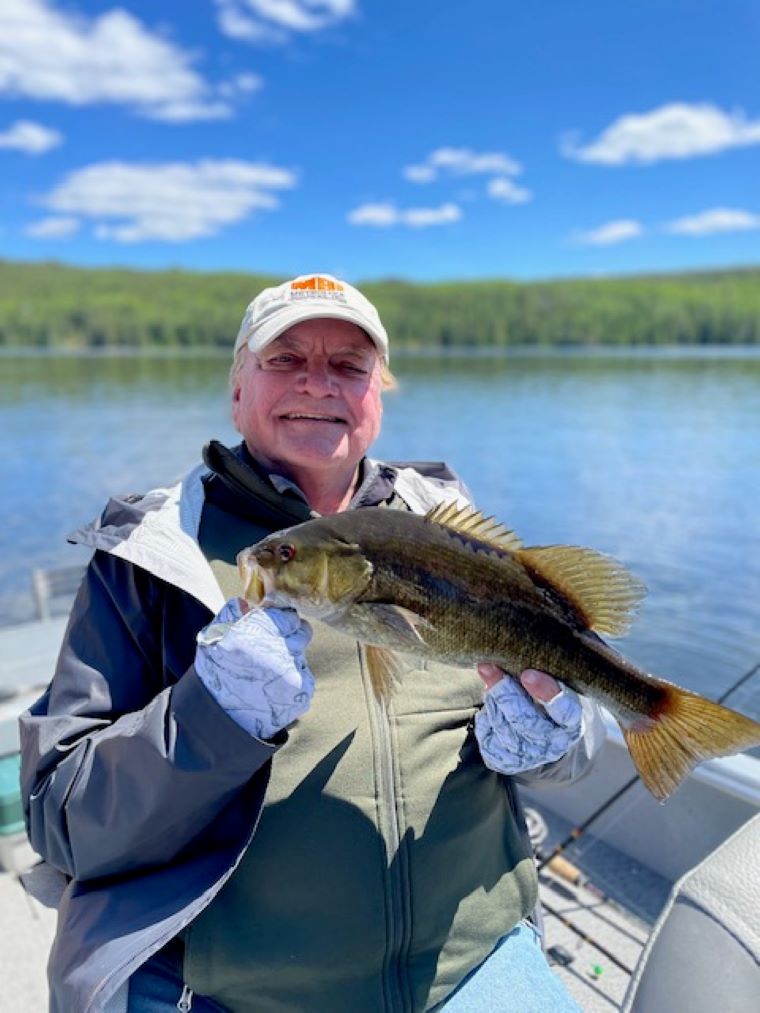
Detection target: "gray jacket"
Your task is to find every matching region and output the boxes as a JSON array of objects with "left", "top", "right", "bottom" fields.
[{"left": 19, "top": 450, "right": 604, "bottom": 1012}]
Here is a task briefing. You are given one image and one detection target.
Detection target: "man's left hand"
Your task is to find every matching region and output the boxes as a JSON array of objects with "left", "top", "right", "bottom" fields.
[{"left": 474, "top": 664, "right": 584, "bottom": 775}]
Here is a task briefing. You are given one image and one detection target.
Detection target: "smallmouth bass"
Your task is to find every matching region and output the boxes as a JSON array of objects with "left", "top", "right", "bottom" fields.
[{"left": 237, "top": 501, "right": 760, "bottom": 802}]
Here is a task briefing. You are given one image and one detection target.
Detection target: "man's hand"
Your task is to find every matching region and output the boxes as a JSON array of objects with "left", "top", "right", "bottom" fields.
[
  {"left": 474, "top": 664, "right": 583, "bottom": 775},
  {"left": 195, "top": 597, "right": 314, "bottom": 741},
  {"left": 478, "top": 663, "right": 561, "bottom": 701}
]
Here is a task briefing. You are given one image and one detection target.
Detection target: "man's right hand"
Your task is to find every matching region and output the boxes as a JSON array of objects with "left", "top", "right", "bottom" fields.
[{"left": 195, "top": 598, "right": 314, "bottom": 740}]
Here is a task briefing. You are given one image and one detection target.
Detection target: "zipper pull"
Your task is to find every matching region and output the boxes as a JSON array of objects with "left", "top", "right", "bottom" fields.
[{"left": 177, "top": 984, "right": 193, "bottom": 1011}]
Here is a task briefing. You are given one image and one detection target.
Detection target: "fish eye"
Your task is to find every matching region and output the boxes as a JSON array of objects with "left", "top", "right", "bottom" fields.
[{"left": 278, "top": 543, "right": 296, "bottom": 563}]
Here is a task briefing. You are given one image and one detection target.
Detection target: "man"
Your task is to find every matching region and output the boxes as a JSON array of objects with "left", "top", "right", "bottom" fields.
[{"left": 20, "top": 274, "right": 603, "bottom": 1012}]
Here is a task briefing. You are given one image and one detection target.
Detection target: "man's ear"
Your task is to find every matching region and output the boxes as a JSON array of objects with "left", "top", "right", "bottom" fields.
[{"left": 230, "top": 382, "right": 243, "bottom": 432}]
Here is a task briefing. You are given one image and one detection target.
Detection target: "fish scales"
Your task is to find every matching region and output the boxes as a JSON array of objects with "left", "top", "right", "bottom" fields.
[{"left": 326, "top": 510, "right": 667, "bottom": 719}]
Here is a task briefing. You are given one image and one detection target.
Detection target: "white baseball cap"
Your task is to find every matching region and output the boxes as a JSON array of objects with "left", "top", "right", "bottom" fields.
[{"left": 233, "top": 273, "right": 389, "bottom": 363}]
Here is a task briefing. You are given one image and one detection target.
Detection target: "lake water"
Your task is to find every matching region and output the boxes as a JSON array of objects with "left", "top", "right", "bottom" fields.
[{"left": 2, "top": 348, "right": 760, "bottom": 718}]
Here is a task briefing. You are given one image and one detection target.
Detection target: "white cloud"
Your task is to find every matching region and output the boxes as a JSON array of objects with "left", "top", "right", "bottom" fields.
[
  {"left": 574, "top": 219, "right": 644, "bottom": 245},
  {"left": 38, "top": 160, "right": 297, "bottom": 243},
  {"left": 347, "top": 203, "right": 398, "bottom": 226},
  {"left": 347, "top": 202, "right": 462, "bottom": 228},
  {"left": 564, "top": 102, "right": 760, "bottom": 166},
  {"left": 665, "top": 207, "right": 760, "bottom": 236},
  {"left": 142, "top": 100, "right": 233, "bottom": 124},
  {"left": 404, "top": 147, "right": 522, "bottom": 183},
  {"left": 0, "top": 119, "right": 62, "bottom": 154},
  {"left": 487, "top": 177, "right": 532, "bottom": 204},
  {"left": 404, "top": 203, "right": 462, "bottom": 227},
  {"left": 25, "top": 216, "right": 79, "bottom": 238},
  {"left": 404, "top": 164, "right": 436, "bottom": 184},
  {"left": 218, "top": 73, "right": 264, "bottom": 99},
  {"left": 402, "top": 147, "right": 531, "bottom": 207},
  {"left": 215, "top": 0, "right": 355, "bottom": 43},
  {"left": 0, "top": 0, "right": 234, "bottom": 121}
]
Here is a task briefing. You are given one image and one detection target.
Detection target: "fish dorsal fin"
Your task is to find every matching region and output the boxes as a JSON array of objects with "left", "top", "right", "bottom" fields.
[
  {"left": 425, "top": 501, "right": 524, "bottom": 554},
  {"left": 517, "top": 545, "right": 646, "bottom": 637}
]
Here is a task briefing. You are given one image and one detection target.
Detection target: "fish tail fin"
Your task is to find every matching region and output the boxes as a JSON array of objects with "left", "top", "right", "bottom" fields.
[
  {"left": 623, "top": 687, "right": 760, "bottom": 802},
  {"left": 364, "top": 645, "right": 403, "bottom": 702}
]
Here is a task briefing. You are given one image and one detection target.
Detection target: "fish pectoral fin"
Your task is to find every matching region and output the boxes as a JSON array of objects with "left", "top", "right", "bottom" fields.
[
  {"left": 353, "top": 603, "right": 431, "bottom": 648},
  {"left": 364, "top": 645, "right": 404, "bottom": 701},
  {"left": 355, "top": 603, "right": 430, "bottom": 700},
  {"left": 622, "top": 687, "right": 760, "bottom": 802},
  {"left": 517, "top": 545, "right": 646, "bottom": 637},
  {"left": 425, "top": 501, "right": 524, "bottom": 554}
]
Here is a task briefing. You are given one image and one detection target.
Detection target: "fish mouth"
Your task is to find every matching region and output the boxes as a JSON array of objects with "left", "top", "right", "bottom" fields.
[
  {"left": 236, "top": 551, "right": 269, "bottom": 605},
  {"left": 279, "top": 412, "right": 347, "bottom": 425}
]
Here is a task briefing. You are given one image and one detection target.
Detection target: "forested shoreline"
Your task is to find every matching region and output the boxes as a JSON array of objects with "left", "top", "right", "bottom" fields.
[{"left": 1, "top": 260, "right": 759, "bottom": 349}]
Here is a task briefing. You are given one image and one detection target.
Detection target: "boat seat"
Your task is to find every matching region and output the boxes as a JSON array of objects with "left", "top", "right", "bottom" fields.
[
  {"left": 31, "top": 565, "right": 86, "bottom": 621},
  {"left": 622, "top": 811, "right": 760, "bottom": 1012}
]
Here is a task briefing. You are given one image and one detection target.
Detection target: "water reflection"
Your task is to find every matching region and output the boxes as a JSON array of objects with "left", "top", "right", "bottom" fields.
[{"left": 0, "top": 350, "right": 231, "bottom": 402}]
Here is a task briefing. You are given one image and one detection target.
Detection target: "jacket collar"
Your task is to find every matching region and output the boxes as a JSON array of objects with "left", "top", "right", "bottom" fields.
[{"left": 69, "top": 443, "right": 469, "bottom": 614}]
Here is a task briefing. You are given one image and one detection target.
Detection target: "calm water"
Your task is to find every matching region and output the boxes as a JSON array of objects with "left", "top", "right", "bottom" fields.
[{"left": 2, "top": 349, "right": 760, "bottom": 717}]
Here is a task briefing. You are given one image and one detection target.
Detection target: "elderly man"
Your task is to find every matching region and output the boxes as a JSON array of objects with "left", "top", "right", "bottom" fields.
[{"left": 20, "top": 274, "right": 602, "bottom": 1012}]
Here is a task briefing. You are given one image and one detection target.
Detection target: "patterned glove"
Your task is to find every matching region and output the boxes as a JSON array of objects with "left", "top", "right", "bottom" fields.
[
  {"left": 474, "top": 675, "right": 583, "bottom": 775},
  {"left": 195, "top": 598, "right": 314, "bottom": 740}
]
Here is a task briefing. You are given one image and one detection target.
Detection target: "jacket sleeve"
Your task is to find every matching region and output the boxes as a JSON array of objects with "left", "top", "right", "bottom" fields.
[{"left": 19, "top": 550, "right": 283, "bottom": 883}]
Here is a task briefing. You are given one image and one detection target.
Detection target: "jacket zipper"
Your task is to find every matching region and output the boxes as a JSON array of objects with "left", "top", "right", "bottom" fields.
[
  {"left": 362, "top": 645, "right": 410, "bottom": 1012},
  {"left": 177, "top": 983, "right": 193, "bottom": 1010}
]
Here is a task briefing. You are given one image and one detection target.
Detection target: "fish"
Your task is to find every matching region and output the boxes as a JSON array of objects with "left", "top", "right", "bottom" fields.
[{"left": 236, "top": 501, "right": 760, "bottom": 802}]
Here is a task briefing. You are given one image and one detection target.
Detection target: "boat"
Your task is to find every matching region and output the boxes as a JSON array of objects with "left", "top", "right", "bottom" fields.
[
  {"left": 521, "top": 706, "right": 759, "bottom": 1010},
  {"left": 0, "top": 610, "right": 758, "bottom": 1012}
]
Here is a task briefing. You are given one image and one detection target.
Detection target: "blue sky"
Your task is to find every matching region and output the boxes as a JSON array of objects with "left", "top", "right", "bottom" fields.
[{"left": 0, "top": 0, "right": 758, "bottom": 282}]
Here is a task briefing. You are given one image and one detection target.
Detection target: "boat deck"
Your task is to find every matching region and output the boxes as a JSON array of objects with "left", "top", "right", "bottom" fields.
[
  {"left": 533, "top": 802, "right": 668, "bottom": 1012},
  {"left": 1, "top": 856, "right": 57, "bottom": 1013},
  {"left": 541, "top": 869, "right": 645, "bottom": 1010}
]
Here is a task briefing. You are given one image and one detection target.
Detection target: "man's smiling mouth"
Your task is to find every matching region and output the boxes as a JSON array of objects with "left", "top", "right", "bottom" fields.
[{"left": 280, "top": 412, "right": 346, "bottom": 424}]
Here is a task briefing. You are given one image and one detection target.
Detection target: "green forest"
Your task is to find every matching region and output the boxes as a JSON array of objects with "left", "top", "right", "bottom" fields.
[{"left": 1, "top": 259, "right": 759, "bottom": 350}]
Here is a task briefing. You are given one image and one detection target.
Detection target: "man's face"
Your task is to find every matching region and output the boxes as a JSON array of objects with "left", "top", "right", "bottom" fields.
[{"left": 232, "top": 318, "right": 384, "bottom": 480}]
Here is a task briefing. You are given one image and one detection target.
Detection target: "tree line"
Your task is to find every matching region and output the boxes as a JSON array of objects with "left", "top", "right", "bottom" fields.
[{"left": 1, "top": 259, "right": 759, "bottom": 349}]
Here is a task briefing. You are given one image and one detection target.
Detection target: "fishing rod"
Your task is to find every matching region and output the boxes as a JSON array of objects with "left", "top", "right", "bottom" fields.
[
  {"left": 536, "top": 659, "right": 760, "bottom": 876},
  {"left": 539, "top": 895, "right": 635, "bottom": 975}
]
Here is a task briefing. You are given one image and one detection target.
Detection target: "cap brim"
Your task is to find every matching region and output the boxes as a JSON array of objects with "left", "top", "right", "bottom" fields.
[{"left": 244, "top": 303, "right": 388, "bottom": 361}]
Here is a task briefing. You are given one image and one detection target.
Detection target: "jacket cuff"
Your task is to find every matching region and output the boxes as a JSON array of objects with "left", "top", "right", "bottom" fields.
[{"left": 172, "top": 666, "right": 287, "bottom": 771}]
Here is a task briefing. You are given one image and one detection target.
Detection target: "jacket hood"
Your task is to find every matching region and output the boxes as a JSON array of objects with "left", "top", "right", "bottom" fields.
[{"left": 68, "top": 460, "right": 225, "bottom": 614}]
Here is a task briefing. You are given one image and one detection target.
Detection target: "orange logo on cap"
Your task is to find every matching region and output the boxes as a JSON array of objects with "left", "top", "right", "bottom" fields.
[{"left": 291, "top": 276, "right": 345, "bottom": 293}]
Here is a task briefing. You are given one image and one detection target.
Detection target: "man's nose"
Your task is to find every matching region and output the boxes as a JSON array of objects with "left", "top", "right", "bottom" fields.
[{"left": 296, "top": 360, "right": 336, "bottom": 395}]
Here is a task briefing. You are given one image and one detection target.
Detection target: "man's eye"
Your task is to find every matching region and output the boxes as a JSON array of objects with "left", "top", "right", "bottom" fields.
[{"left": 265, "top": 354, "right": 297, "bottom": 366}]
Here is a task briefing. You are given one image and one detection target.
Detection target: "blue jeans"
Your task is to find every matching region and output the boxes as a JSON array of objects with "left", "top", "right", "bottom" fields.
[
  {"left": 437, "top": 922, "right": 582, "bottom": 1011},
  {"left": 128, "top": 924, "right": 580, "bottom": 1012}
]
